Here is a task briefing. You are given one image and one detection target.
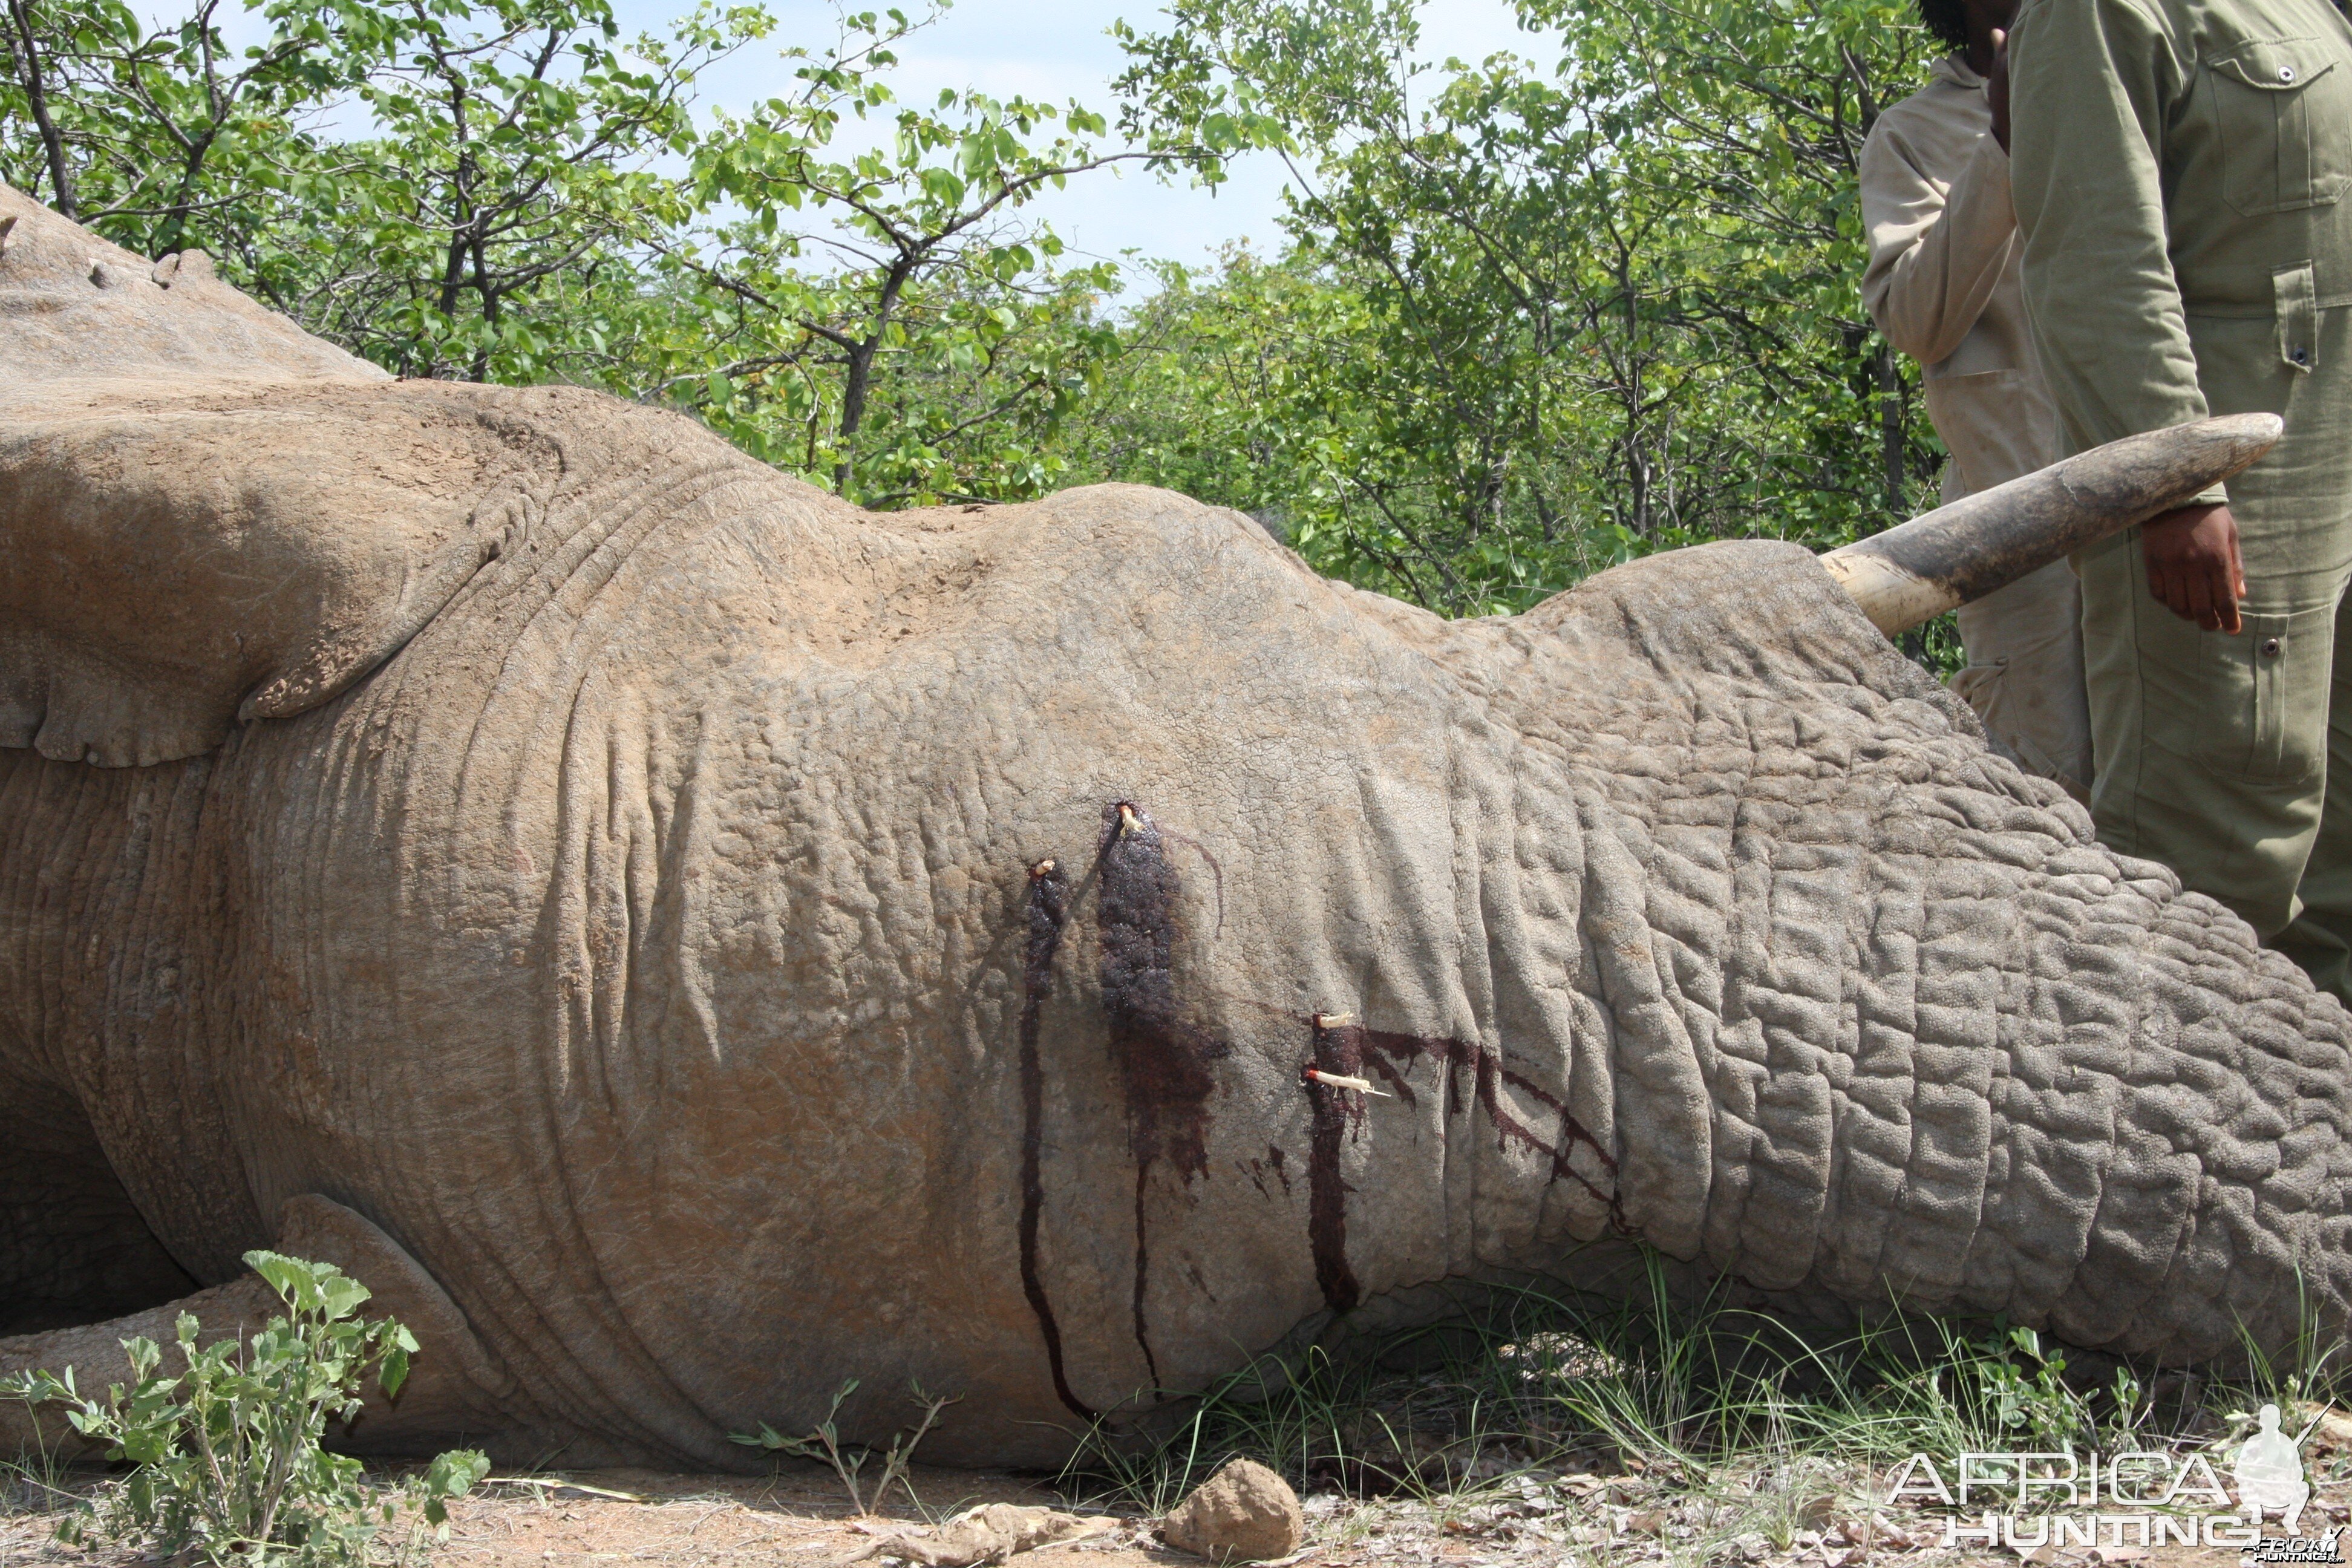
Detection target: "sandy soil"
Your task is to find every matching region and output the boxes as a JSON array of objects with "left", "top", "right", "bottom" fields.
[
  {"left": 0, "top": 1465, "right": 1181, "bottom": 1568},
  {"left": 7, "top": 1462, "right": 2347, "bottom": 1568}
]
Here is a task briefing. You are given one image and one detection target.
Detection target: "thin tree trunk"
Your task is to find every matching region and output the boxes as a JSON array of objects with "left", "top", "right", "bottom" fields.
[
  {"left": 1873, "top": 340, "right": 1906, "bottom": 512},
  {"left": 834, "top": 340, "right": 875, "bottom": 498},
  {"left": 7, "top": 0, "right": 76, "bottom": 219},
  {"left": 469, "top": 237, "right": 496, "bottom": 382},
  {"left": 152, "top": 5, "right": 224, "bottom": 255},
  {"left": 831, "top": 254, "right": 921, "bottom": 500},
  {"left": 1614, "top": 247, "right": 1653, "bottom": 537},
  {"left": 154, "top": 129, "right": 219, "bottom": 256}
]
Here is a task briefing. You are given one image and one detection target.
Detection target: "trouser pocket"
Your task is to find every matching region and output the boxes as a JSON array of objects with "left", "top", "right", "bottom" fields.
[
  {"left": 2196, "top": 604, "right": 2335, "bottom": 782},
  {"left": 2278, "top": 261, "right": 2318, "bottom": 372}
]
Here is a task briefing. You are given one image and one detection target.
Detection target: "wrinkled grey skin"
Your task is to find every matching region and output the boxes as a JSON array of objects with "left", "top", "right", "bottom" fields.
[{"left": 4, "top": 185, "right": 2350, "bottom": 1472}]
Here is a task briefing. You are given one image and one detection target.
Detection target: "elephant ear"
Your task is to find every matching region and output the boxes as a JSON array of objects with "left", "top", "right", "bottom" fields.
[
  {"left": 0, "top": 183, "right": 552, "bottom": 766},
  {"left": 0, "top": 382, "right": 555, "bottom": 766},
  {"left": 0, "top": 181, "right": 381, "bottom": 389}
]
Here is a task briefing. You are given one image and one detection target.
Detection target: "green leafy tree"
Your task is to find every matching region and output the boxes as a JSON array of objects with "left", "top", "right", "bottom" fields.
[
  {"left": 2, "top": 0, "right": 765, "bottom": 381},
  {"left": 1109, "top": 0, "right": 1948, "bottom": 616},
  {"left": 0, "top": 0, "right": 339, "bottom": 253},
  {"left": 270, "top": 0, "right": 767, "bottom": 380},
  {"left": 645, "top": 5, "right": 1206, "bottom": 503}
]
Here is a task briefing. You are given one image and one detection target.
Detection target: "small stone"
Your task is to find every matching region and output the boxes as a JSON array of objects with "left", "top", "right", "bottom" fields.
[{"left": 1161, "top": 1459, "right": 1305, "bottom": 1563}]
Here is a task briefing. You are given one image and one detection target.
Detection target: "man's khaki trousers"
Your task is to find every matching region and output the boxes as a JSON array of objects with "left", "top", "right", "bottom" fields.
[
  {"left": 1953, "top": 560, "right": 2094, "bottom": 797},
  {"left": 2077, "top": 305, "right": 2352, "bottom": 1004}
]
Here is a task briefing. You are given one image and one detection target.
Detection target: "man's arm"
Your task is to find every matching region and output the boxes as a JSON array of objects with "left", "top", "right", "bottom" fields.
[
  {"left": 2010, "top": 0, "right": 2207, "bottom": 449},
  {"left": 2010, "top": 0, "right": 2243, "bottom": 630},
  {"left": 1860, "top": 117, "right": 2020, "bottom": 366}
]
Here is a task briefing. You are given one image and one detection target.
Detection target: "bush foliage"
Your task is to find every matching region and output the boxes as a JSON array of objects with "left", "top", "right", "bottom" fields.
[{"left": 2, "top": 1252, "right": 488, "bottom": 1568}]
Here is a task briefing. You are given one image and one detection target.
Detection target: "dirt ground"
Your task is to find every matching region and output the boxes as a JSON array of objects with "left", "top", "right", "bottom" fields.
[{"left": 6, "top": 1462, "right": 2344, "bottom": 1568}]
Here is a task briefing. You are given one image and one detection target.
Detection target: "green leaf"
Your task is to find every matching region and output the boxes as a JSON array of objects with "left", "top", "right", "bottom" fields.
[{"left": 379, "top": 1341, "right": 410, "bottom": 1399}]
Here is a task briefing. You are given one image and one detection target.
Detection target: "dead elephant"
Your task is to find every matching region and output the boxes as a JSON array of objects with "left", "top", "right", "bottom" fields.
[{"left": 0, "top": 180, "right": 2337, "bottom": 1469}]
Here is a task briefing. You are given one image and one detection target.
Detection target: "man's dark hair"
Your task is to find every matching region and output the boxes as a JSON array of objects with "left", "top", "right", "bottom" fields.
[{"left": 1916, "top": 0, "right": 1971, "bottom": 51}]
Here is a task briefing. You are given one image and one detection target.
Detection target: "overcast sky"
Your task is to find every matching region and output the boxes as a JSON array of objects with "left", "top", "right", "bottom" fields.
[{"left": 597, "top": 0, "right": 1553, "bottom": 274}]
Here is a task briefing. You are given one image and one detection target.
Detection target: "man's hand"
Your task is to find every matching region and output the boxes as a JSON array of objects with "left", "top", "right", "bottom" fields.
[
  {"left": 1987, "top": 28, "right": 2012, "bottom": 152},
  {"left": 2142, "top": 502, "right": 2246, "bottom": 632}
]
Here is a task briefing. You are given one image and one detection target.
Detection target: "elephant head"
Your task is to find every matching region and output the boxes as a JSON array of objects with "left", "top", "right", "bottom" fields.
[{"left": 0, "top": 181, "right": 2337, "bottom": 1471}]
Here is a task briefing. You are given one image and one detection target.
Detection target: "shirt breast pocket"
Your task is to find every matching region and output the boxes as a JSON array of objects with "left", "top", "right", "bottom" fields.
[{"left": 2208, "top": 37, "right": 2352, "bottom": 215}]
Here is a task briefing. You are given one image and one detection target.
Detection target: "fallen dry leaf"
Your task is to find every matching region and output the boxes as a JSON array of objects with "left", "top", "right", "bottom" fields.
[
  {"left": 848, "top": 1504, "right": 1117, "bottom": 1567},
  {"left": 1858, "top": 1514, "right": 1919, "bottom": 1552}
]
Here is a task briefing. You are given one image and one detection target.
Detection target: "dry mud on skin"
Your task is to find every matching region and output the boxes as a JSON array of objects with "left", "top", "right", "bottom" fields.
[{"left": 6, "top": 1468, "right": 2351, "bottom": 1568}]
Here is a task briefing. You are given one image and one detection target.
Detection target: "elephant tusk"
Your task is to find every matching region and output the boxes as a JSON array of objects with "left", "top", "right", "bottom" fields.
[{"left": 1820, "top": 413, "right": 2282, "bottom": 637}]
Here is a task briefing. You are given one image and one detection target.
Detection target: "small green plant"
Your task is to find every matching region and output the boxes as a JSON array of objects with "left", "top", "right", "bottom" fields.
[
  {"left": 1, "top": 1251, "right": 489, "bottom": 1567},
  {"left": 1976, "top": 1325, "right": 2091, "bottom": 1449},
  {"left": 3, "top": 1362, "right": 80, "bottom": 1520},
  {"left": 731, "top": 1378, "right": 959, "bottom": 1515}
]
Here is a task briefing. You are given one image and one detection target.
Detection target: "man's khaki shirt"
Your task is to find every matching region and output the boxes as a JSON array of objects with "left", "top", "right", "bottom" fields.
[
  {"left": 1861, "top": 54, "right": 2060, "bottom": 500},
  {"left": 2009, "top": 0, "right": 2352, "bottom": 502}
]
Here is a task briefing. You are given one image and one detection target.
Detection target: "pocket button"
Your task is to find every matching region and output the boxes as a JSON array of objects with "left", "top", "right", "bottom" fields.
[
  {"left": 2282, "top": 64, "right": 2299, "bottom": 81},
  {"left": 2262, "top": 636, "right": 2285, "bottom": 657}
]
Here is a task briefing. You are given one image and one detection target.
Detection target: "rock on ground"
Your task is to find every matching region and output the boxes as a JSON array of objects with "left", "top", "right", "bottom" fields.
[{"left": 1160, "top": 1459, "right": 1305, "bottom": 1563}]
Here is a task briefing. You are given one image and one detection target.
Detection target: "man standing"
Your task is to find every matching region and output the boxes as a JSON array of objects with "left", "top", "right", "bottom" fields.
[
  {"left": 2009, "top": 0, "right": 2352, "bottom": 1001},
  {"left": 1861, "top": 0, "right": 2092, "bottom": 796}
]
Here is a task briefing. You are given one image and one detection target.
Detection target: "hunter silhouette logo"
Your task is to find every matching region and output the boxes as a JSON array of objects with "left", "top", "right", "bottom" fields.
[
  {"left": 1886, "top": 1402, "right": 2343, "bottom": 1558},
  {"left": 2235, "top": 1405, "right": 2341, "bottom": 1564},
  {"left": 2235, "top": 1404, "right": 2316, "bottom": 1535}
]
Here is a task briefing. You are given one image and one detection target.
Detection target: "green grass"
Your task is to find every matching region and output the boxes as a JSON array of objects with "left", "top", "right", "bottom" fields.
[
  {"left": 1, "top": 1442, "right": 81, "bottom": 1521},
  {"left": 1057, "top": 1246, "right": 2351, "bottom": 1551}
]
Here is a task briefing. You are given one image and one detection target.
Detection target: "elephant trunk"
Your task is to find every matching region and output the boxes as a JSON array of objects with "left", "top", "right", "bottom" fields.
[
  {"left": 1519, "top": 538, "right": 2352, "bottom": 1369},
  {"left": 1821, "top": 414, "right": 2281, "bottom": 636}
]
